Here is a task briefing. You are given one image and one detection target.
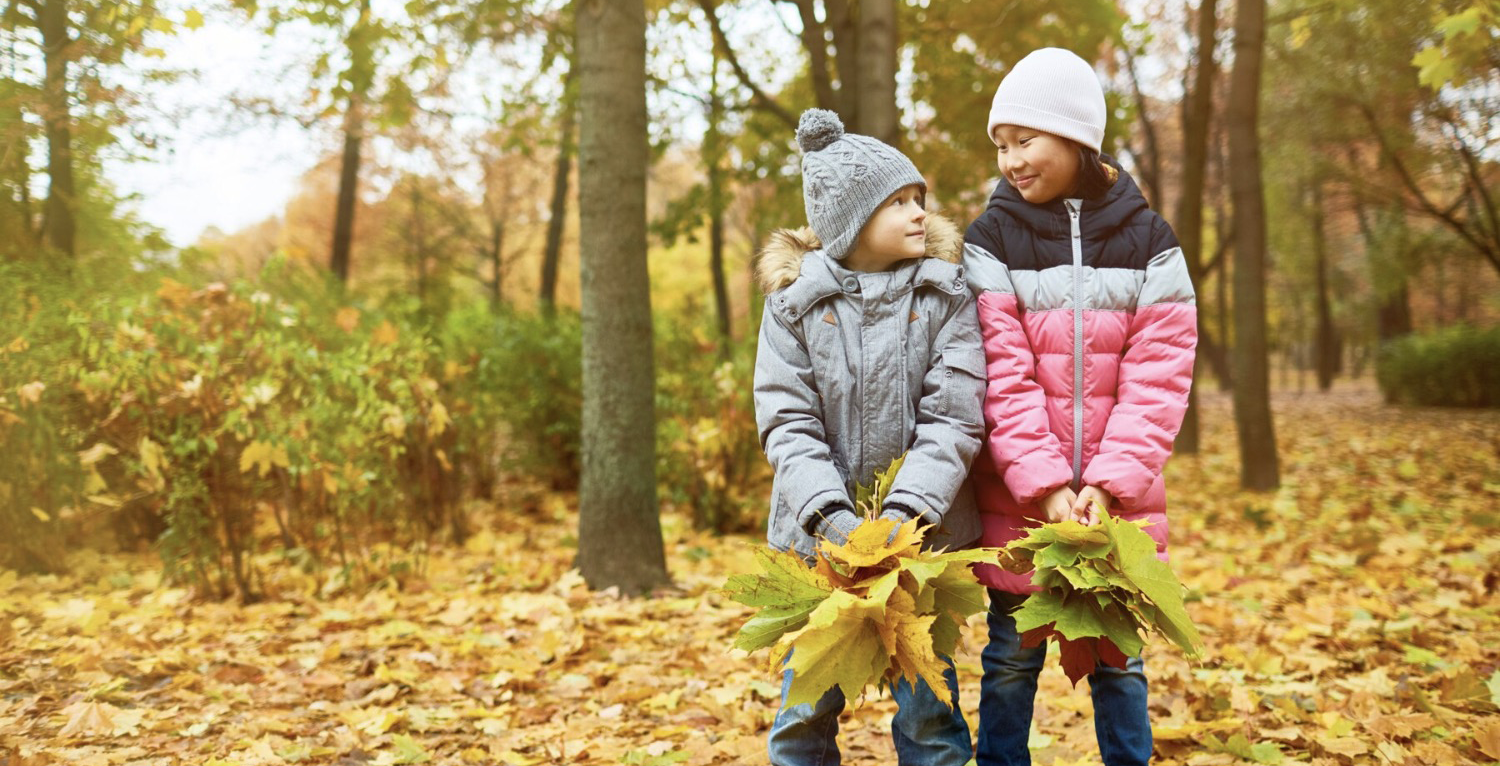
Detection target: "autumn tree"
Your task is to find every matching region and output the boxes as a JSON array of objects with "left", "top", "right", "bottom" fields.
[
  {"left": 1173, "top": 0, "right": 1220, "bottom": 453},
  {"left": 0, "top": 0, "right": 179, "bottom": 261},
  {"left": 574, "top": 0, "right": 668, "bottom": 592},
  {"left": 1227, "top": 0, "right": 1278, "bottom": 490}
]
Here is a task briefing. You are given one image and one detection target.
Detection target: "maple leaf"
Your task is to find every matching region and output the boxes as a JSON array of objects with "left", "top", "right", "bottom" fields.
[
  {"left": 819, "top": 515, "right": 921, "bottom": 567},
  {"left": 723, "top": 548, "right": 833, "bottom": 651},
  {"left": 875, "top": 587, "right": 950, "bottom": 702},
  {"left": 778, "top": 589, "right": 888, "bottom": 707},
  {"left": 1001, "top": 507, "right": 1203, "bottom": 685},
  {"left": 1205, "top": 733, "right": 1284, "bottom": 764},
  {"left": 724, "top": 454, "right": 1000, "bottom": 709}
]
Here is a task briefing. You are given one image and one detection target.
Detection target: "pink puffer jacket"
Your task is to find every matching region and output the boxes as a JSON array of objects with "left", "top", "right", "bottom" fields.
[{"left": 961, "top": 164, "right": 1197, "bottom": 594}]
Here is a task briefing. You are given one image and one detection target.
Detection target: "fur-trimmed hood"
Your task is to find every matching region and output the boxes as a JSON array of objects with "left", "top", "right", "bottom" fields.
[{"left": 753, "top": 213, "right": 964, "bottom": 295}]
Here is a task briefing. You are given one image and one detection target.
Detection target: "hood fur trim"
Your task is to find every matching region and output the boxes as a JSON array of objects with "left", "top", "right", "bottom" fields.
[{"left": 753, "top": 214, "right": 962, "bottom": 294}]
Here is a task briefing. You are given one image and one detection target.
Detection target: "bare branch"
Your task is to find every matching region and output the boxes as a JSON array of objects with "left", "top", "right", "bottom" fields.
[
  {"left": 1354, "top": 100, "right": 1500, "bottom": 272},
  {"left": 696, "top": 0, "right": 796, "bottom": 130}
]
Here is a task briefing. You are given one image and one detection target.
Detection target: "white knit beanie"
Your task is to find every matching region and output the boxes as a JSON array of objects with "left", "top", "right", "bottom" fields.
[{"left": 986, "top": 48, "right": 1107, "bottom": 152}]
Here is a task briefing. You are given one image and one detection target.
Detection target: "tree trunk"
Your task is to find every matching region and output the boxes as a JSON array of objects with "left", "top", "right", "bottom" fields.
[
  {"left": 489, "top": 217, "right": 505, "bottom": 308},
  {"left": 330, "top": 0, "right": 373, "bottom": 285},
  {"left": 575, "top": 0, "right": 668, "bottom": 593},
  {"left": 1124, "top": 45, "right": 1164, "bottom": 208},
  {"left": 1172, "top": 0, "right": 1218, "bottom": 455},
  {"left": 789, "top": 0, "right": 835, "bottom": 111},
  {"left": 40, "top": 0, "right": 75, "bottom": 259},
  {"left": 1227, "top": 0, "right": 1278, "bottom": 491},
  {"left": 826, "top": 0, "right": 860, "bottom": 126},
  {"left": 706, "top": 56, "right": 731, "bottom": 346},
  {"left": 855, "top": 0, "right": 898, "bottom": 144},
  {"left": 540, "top": 68, "right": 576, "bottom": 313},
  {"left": 1351, "top": 192, "right": 1413, "bottom": 342},
  {"left": 1310, "top": 182, "right": 1338, "bottom": 391}
]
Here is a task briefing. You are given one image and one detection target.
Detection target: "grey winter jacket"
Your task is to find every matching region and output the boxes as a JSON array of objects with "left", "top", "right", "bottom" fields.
[{"left": 752, "top": 214, "right": 986, "bottom": 558}]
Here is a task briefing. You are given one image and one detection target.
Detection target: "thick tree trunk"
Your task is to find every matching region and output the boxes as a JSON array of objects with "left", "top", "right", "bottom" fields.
[
  {"left": 1227, "top": 0, "right": 1278, "bottom": 491},
  {"left": 330, "top": 0, "right": 373, "bottom": 285},
  {"left": 1173, "top": 0, "right": 1218, "bottom": 455},
  {"left": 40, "top": 0, "right": 75, "bottom": 259},
  {"left": 855, "top": 0, "right": 898, "bottom": 145},
  {"left": 575, "top": 0, "right": 668, "bottom": 593},
  {"left": 540, "top": 68, "right": 576, "bottom": 313}
]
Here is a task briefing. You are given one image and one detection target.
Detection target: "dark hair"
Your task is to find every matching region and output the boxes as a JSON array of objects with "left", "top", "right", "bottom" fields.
[{"left": 1074, "top": 145, "right": 1119, "bottom": 199}]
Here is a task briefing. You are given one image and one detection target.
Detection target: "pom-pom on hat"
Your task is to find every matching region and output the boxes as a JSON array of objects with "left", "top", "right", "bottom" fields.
[
  {"left": 795, "top": 108, "right": 926, "bottom": 261},
  {"left": 987, "top": 47, "right": 1107, "bottom": 152}
]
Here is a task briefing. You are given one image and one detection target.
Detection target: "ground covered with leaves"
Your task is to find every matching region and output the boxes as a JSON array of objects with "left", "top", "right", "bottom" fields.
[{"left": 2, "top": 386, "right": 1498, "bottom": 766}]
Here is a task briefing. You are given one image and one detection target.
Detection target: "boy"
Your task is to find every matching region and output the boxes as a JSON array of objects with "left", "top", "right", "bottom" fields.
[{"left": 752, "top": 107, "right": 986, "bottom": 766}]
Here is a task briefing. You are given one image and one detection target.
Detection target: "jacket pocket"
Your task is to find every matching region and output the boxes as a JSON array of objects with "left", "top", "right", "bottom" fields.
[{"left": 940, "top": 348, "right": 987, "bottom": 415}]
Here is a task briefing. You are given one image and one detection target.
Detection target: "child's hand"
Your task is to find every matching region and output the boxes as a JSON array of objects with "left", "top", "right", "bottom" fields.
[
  {"left": 1039, "top": 486, "right": 1079, "bottom": 524},
  {"left": 1072, "top": 485, "right": 1113, "bottom": 526}
]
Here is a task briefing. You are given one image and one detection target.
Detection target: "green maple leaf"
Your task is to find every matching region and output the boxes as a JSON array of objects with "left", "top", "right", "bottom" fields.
[
  {"left": 1090, "top": 599, "right": 1145, "bottom": 658},
  {"left": 723, "top": 547, "right": 832, "bottom": 607},
  {"left": 1107, "top": 518, "right": 1202, "bottom": 657},
  {"left": 724, "top": 547, "right": 834, "bottom": 651},
  {"left": 1004, "top": 508, "right": 1203, "bottom": 668}
]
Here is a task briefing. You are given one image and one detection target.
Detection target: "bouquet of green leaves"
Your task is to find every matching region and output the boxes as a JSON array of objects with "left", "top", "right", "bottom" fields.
[
  {"left": 722, "top": 457, "right": 997, "bottom": 707},
  {"left": 995, "top": 507, "right": 1204, "bottom": 685}
]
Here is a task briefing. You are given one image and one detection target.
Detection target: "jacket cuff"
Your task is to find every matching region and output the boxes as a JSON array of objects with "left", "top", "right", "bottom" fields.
[
  {"left": 798, "top": 493, "right": 855, "bottom": 534},
  {"left": 812, "top": 508, "right": 863, "bottom": 545},
  {"left": 1082, "top": 453, "right": 1151, "bottom": 510},
  {"left": 1003, "top": 457, "right": 1075, "bottom": 505},
  {"left": 882, "top": 492, "right": 941, "bottom": 527}
]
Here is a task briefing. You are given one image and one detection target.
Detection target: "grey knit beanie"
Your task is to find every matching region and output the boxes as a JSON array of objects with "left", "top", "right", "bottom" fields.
[
  {"left": 987, "top": 48, "right": 1107, "bottom": 152},
  {"left": 796, "top": 109, "right": 926, "bottom": 261}
]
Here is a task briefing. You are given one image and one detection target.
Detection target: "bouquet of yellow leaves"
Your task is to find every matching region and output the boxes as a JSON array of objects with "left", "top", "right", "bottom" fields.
[{"left": 723, "top": 457, "right": 997, "bottom": 707}]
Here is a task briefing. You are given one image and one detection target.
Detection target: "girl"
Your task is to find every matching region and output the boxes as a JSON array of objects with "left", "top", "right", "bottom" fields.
[{"left": 961, "top": 48, "right": 1198, "bottom": 766}]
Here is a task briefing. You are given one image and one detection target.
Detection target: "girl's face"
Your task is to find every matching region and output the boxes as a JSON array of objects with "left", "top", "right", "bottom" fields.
[
  {"left": 992, "top": 125, "right": 1081, "bottom": 205},
  {"left": 845, "top": 184, "right": 927, "bottom": 272}
]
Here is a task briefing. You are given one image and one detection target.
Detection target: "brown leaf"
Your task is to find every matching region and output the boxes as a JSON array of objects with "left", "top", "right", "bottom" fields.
[
  {"left": 1362, "top": 712, "right": 1435, "bottom": 740},
  {"left": 1476, "top": 719, "right": 1500, "bottom": 761},
  {"left": 57, "top": 700, "right": 116, "bottom": 738}
]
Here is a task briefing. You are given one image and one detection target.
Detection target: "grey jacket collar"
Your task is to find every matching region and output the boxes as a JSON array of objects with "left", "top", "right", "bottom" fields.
[{"left": 754, "top": 214, "right": 967, "bottom": 319}]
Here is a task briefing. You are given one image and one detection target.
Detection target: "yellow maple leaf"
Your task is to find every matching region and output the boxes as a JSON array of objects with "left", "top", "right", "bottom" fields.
[
  {"left": 818, "top": 515, "right": 922, "bottom": 567},
  {"left": 876, "top": 587, "right": 950, "bottom": 708},
  {"left": 778, "top": 589, "right": 887, "bottom": 706}
]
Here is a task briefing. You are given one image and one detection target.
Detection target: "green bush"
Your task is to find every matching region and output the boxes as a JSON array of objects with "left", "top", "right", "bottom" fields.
[
  {"left": 443, "top": 305, "right": 583, "bottom": 491},
  {"left": 655, "top": 313, "right": 767, "bottom": 534},
  {"left": 1376, "top": 325, "right": 1500, "bottom": 407},
  {"left": 1, "top": 254, "right": 772, "bottom": 596}
]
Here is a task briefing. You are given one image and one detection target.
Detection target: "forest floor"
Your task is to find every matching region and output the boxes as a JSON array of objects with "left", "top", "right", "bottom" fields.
[{"left": 2, "top": 383, "right": 1499, "bottom": 766}]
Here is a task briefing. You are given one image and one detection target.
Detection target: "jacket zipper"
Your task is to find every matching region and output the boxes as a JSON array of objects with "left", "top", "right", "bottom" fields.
[{"left": 1066, "top": 199, "right": 1084, "bottom": 490}]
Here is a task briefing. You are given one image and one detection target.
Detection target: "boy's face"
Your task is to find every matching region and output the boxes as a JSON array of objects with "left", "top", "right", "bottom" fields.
[
  {"left": 992, "top": 125, "right": 1081, "bottom": 205},
  {"left": 846, "top": 184, "right": 927, "bottom": 272}
]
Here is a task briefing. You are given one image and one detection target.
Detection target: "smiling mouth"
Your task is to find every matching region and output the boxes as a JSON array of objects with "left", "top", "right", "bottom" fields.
[{"left": 1014, "top": 175, "right": 1037, "bottom": 188}]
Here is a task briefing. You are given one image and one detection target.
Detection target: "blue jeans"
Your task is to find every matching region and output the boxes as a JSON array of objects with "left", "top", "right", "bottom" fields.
[
  {"left": 767, "top": 654, "right": 972, "bottom": 766},
  {"left": 977, "top": 590, "right": 1152, "bottom": 766}
]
